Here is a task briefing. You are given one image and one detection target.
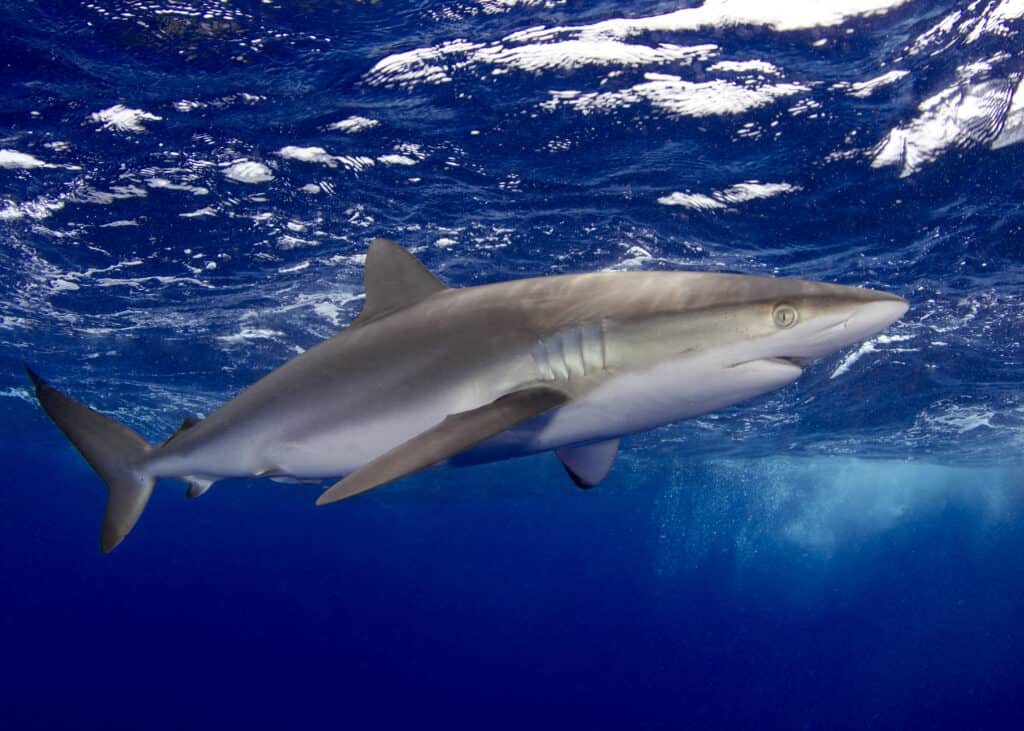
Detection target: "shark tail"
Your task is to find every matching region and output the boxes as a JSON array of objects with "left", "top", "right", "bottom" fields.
[{"left": 26, "top": 365, "right": 155, "bottom": 553}]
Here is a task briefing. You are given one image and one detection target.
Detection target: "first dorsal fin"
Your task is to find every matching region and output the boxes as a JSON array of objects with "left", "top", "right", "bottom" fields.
[{"left": 351, "top": 238, "right": 447, "bottom": 328}]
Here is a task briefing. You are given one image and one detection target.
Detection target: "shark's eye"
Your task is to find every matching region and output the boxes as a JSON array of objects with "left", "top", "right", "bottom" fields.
[{"left": 772, "top": 304, "right": 799, "bottom": 329}]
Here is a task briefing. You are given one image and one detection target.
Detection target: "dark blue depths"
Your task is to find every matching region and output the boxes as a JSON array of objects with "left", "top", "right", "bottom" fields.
[
  {"left": 5, "top": 442, "right": 1024, "bottom": 729},
  {"left": 2, "top": 0, "right": 1024, "bottom": 728}
]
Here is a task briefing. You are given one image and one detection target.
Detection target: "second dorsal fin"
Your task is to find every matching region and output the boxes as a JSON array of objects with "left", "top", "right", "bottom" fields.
[
  {"left": 161, "top": 415, "right": 202, "bottom": 447},
  {"left": 351, "top": 238, "right": 447, "bottom": 328}
]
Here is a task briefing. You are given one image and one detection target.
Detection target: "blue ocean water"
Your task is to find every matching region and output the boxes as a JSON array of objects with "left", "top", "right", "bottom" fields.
[{"left": 2, "top": 0, "right": 1023, "bottom": 727}]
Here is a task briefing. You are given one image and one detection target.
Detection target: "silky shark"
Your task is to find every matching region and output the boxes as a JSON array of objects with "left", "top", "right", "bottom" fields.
[{"left": 28, "top": 238, "right": 908, "bottom": 552}]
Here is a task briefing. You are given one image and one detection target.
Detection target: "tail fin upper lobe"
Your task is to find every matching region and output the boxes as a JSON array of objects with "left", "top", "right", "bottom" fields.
[{"left": 26, "top": 365, "right": 155, "bottom": 553}]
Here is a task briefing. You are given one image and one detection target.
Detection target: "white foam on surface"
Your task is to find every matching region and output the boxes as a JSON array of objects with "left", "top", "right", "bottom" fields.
[
  {"left": 88, "top": 104, "right": 163, "bottom": 133},
  {"left": 605, "top": 245, "right": 656, "bottom": 271},
  {"left": 845, "top": 69, "right": 909, "bottom": 97},
  {"left": 914, "top": 401, "right": 997, "bottom": 435},
  {"left": 279, "top": 261, "right": 311, "bottom": 274},
  {"left": 377, "top": 154, "right": 419, "bottom": 166},
  {"left": 69, "top": 185, "right": 147, "bottom": 211},
  {"left": 907, "top": 8, "right": 963, "bottom": 56},
  {"left": 633, "top": 75, "right": 805, "bottom": 117},
  {"left": 874, "top": 3, "right": 1024, "bottom": 172},
  {"left": 474, "top": 39, "right": 718, "bottom": 73},
  {"left": 95, "top": 273, "right": 212, "bottom": 290},
  {"left": 43, "top": 258, "right": 146, "bottom": 295},
  {"left": 544, "top": 76, "right": 807, "bottom": 118},
  {"left": 312, "top": 301, "right": 343, "bottom": 326},
  {"left": 173, "top": 100, "right": 205, "bottom": 112},
  {"left": 222, "top": 160, "right": 274, "bottom": 183},
  {"left": 225, "top": 290, "right": 364, "bottom": 342},
  {"left": 659, "top": 181, "right": 800, "bottom": 209},
  {"left": 276, "top": 146, "right": 340, "bottom": 167},
  {"left": 909, "top": 0, "right": 1023, "bottom": 55},
  {"left": 274, "top": 143, "right": 375, "bottom": 174},
  {"left": 716, "top": 181, "right": 802, "bottom": 203},
  {"left": 991, "top": 0, "right": 1024, "bottom": 22},
  {"left": 327, "top": 116, "right": 380, "bottom": 133},
  {"left": 0, "top": 194, "right": 66, "bottom": 220},
  {"left": 180, "top": 206, "right": 218, "bottom": 218},
  {"left": 707, "top": 59, "right": 780, "bottom": 75},
  {"left": 964, "top": 0, "right": 1024, "bottom": 43},
  {"left": 872, "top": 72, "right": 1020, "bottom": 176},
  {"left": 0, "top": 386, "right": 34, "bottom": 403},
  {"left": 367, "top": 36, "right": 717, "bottom": 87},
  {"left": 367, "top": 39, "right": 485, "bottom": 87},
  {"left": 568, "top": 0, "right": 912, "bottom": 38},
  {"left": 657, "top": 192, "right": 727, "bottom": 210},
  {"left": 478, "top": 0, "right": 561, "bottom": 14},
  {"left": 0, "top": 149, "right": 53, "bottom": 169},
  {"left": 992, "top": 75, "right": 1024, "bottom": 149},
  {"left": 278, "top": 234, "right": 317, "bottom": 250},
  {"left": 146, "top": 178, "right": 209, "bottom": 195},
  {"left": 217, "top": 327, "right": 286, "bottom": 345}
]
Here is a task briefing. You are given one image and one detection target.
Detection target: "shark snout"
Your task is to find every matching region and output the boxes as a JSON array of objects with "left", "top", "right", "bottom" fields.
[
  {"left": 835, "top": 296, "right": 909, "bottom": 341},
  {"left": 780, "top": 293, "right": 908, "bottom": 363}
]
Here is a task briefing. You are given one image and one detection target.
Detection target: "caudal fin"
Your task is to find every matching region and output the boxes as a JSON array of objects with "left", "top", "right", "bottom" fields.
[{"left": 26, "top": 365, "right": 155, "bottom": 553}]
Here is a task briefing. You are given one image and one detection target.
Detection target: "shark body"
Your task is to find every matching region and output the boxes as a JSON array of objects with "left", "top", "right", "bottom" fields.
[{"left": 29, "top": 239, "right": 908, "bottom": 552}]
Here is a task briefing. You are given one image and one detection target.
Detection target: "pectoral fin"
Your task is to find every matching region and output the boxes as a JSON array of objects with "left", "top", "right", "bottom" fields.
[
  {"left": 556, "top": 438, "right": 620, "bottom": 489},
  {"left": 316, "top": 386, "right": 570, "bottom": 505}
]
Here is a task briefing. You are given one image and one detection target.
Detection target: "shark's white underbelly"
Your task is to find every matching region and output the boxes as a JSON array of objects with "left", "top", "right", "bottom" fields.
[{"left": 455, "top": 353, "right": 802, "bottom": 465}]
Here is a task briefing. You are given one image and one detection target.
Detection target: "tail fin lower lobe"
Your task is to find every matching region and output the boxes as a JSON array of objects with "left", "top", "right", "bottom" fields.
[{"left": 26, "top": 365, "right": 155, "bottom": 553}]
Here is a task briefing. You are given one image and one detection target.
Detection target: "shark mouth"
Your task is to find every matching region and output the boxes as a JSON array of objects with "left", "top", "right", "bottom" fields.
[{"left": 728, "top": 356, "right": 807, "bottom": 369}]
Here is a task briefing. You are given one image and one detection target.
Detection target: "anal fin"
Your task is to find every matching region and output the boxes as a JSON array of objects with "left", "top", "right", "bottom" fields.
[
  {"left": 316, "top": 385, "right": 570, "bottom": 505},
  {"left": 556, "top": 438, "right": 620, "bottom": 489}
]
